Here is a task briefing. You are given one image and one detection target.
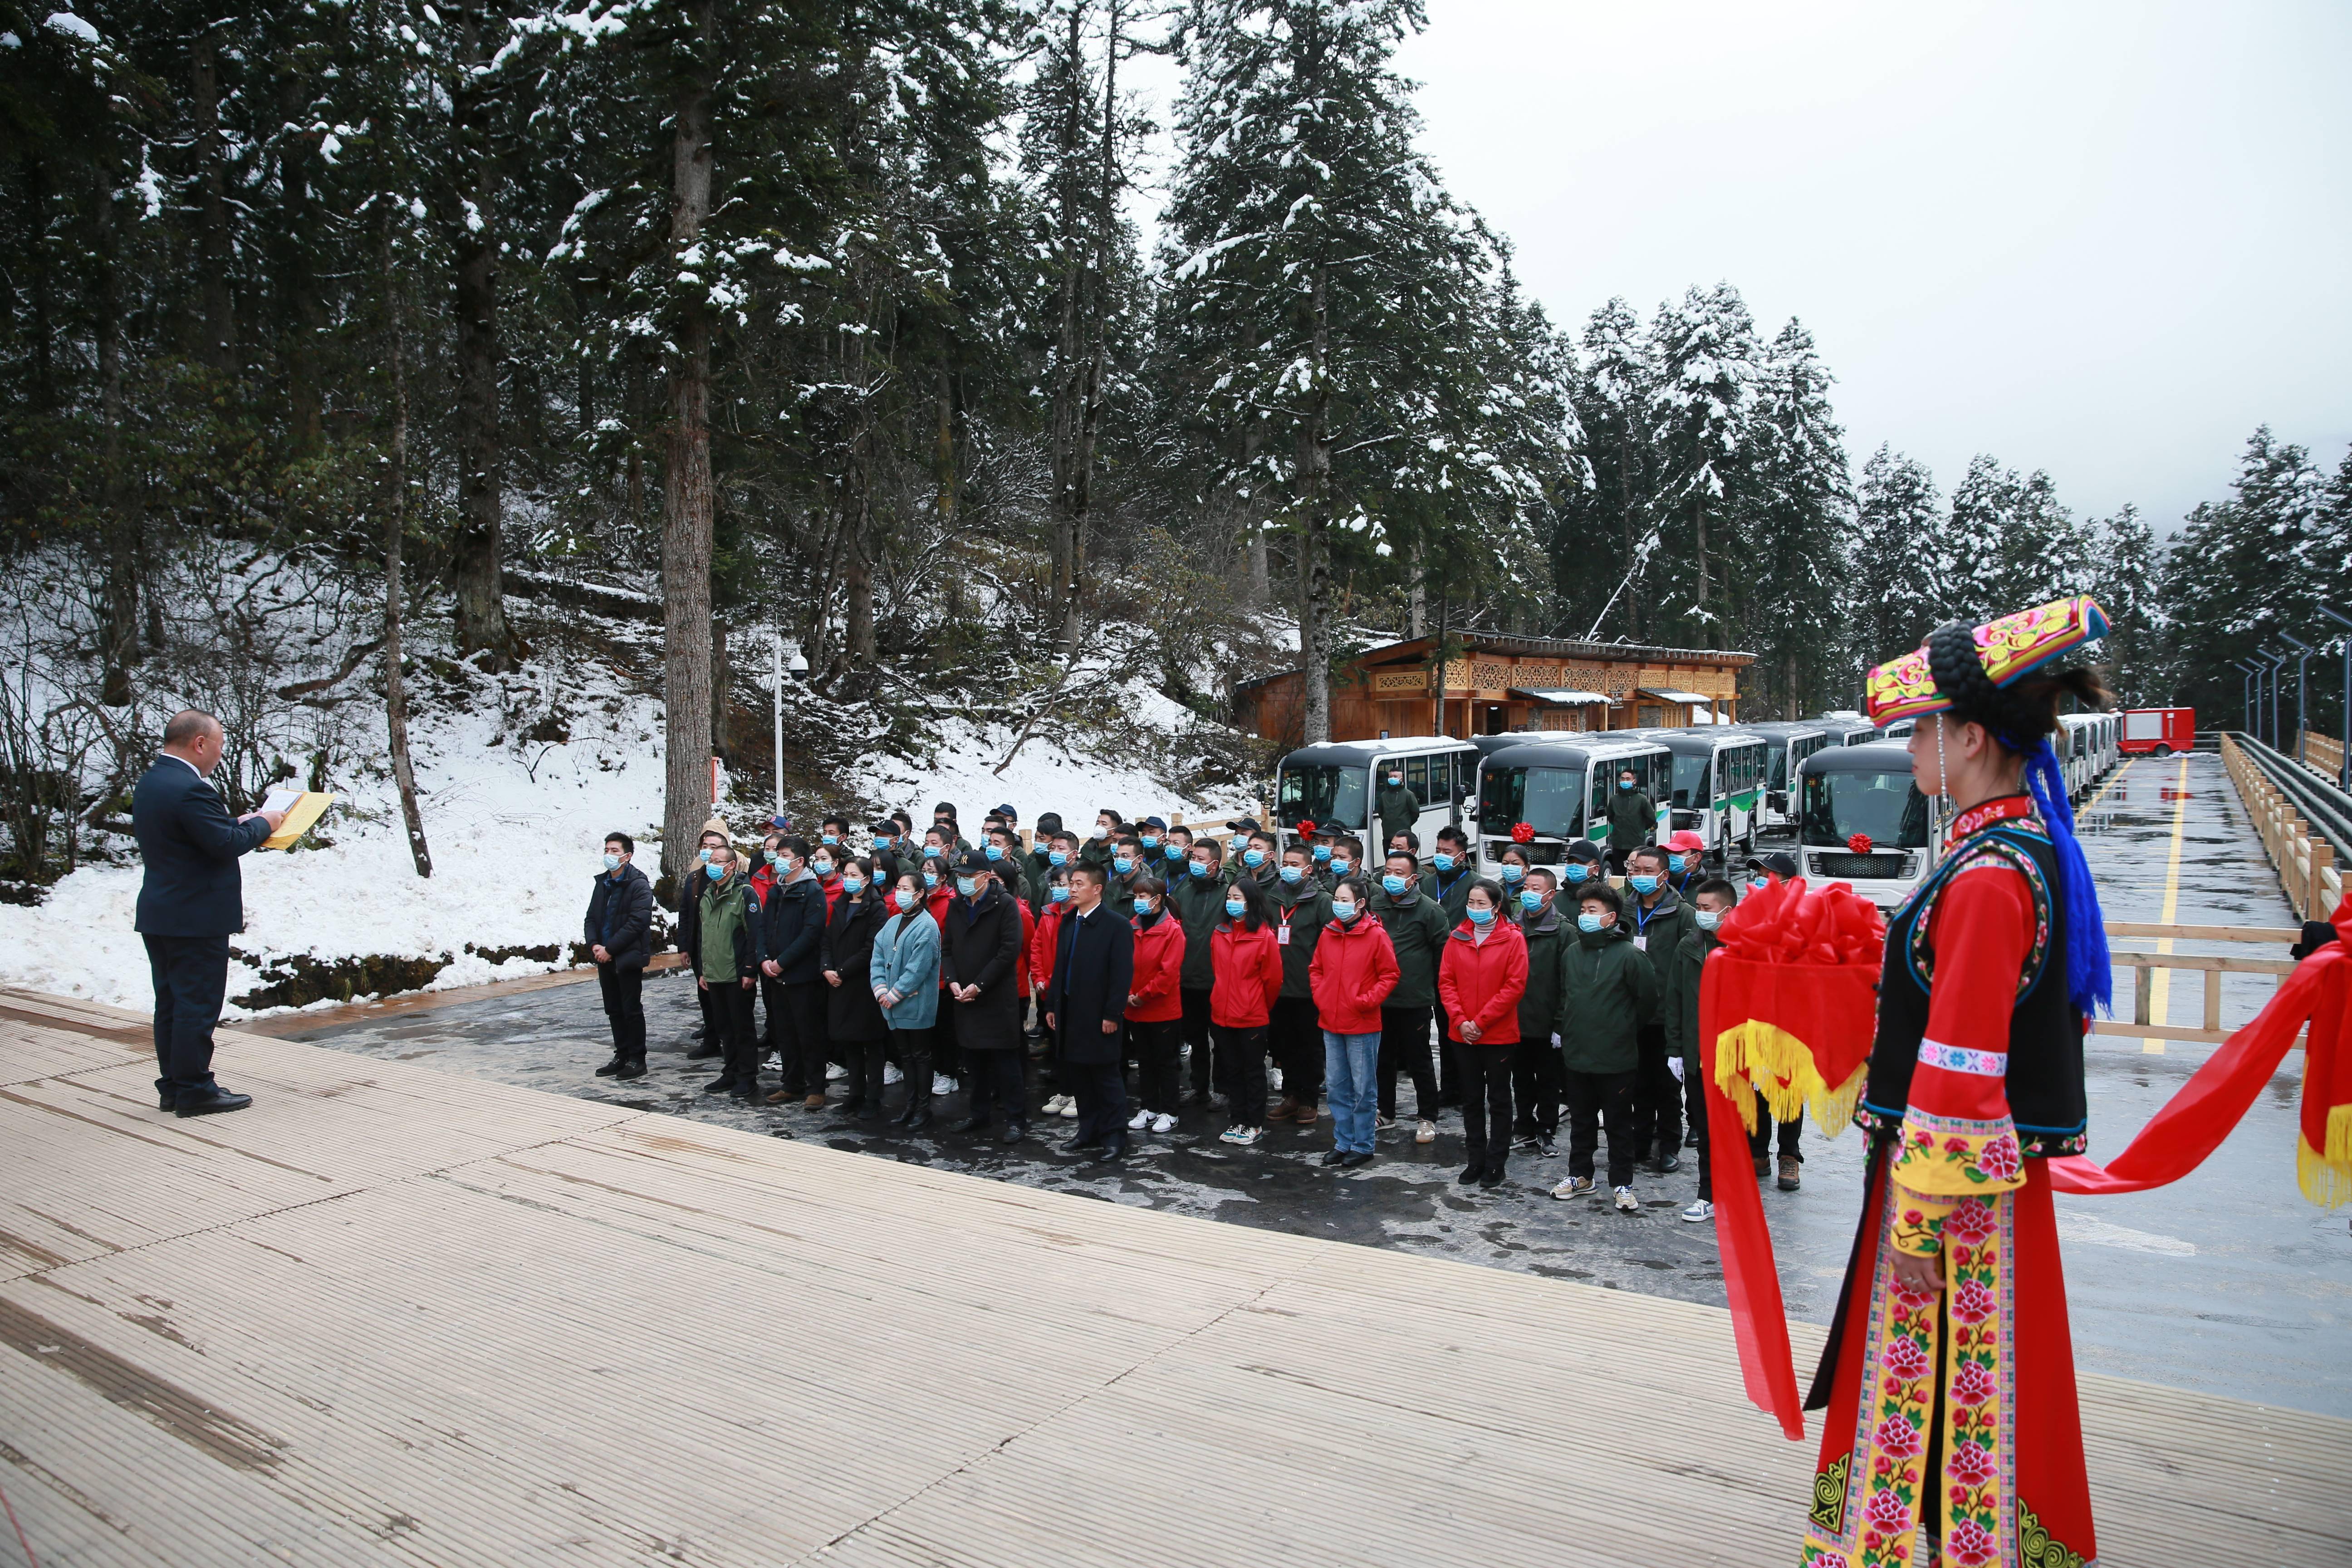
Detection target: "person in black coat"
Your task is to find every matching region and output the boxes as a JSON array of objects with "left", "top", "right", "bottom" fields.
[
  {"left": 132, "top": 710, "right": 288, "bottom": 1117},
  {"left": 759, "top": 836, "right": 832, "bottom": 1107},
  {"left": 941, "top": 851, "right": 1028, "bottom": 1142},
  {"left": 819, "top": 856, "right": 892, "bottom": 1117},
  {"left": 1044, "top": 862, "right": 1137, "bottom": 1162},
  {"left": 585, "top": 832, "right": 655, "bottom": 1078}
]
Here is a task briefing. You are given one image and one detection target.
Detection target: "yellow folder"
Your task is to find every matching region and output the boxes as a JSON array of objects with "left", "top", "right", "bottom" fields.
[{"left": 258, "top": 789, "right": 335, "bottom": 850}]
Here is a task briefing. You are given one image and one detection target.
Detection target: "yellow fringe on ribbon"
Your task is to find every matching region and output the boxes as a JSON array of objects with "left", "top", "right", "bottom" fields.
[
  {"left": 2297, "top": 1102, "right": 2352, "bottom": 1210},
  {"left": 1711, "top": 1019, "right": 1866, "bottom": 1139}
]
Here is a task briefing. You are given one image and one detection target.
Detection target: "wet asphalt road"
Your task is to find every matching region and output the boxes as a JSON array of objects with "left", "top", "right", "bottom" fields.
[{"left": 288, "top": 754, "right": 2352, "bottom": 1418}]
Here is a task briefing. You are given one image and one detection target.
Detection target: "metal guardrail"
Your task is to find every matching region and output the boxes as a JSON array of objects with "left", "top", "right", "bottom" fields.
[{"left": 2221, "top": 732, "right": 2344, "bottom": 923}]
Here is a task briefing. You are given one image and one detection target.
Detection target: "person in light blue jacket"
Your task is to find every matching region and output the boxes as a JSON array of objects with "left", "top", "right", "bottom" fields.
[{"left": 872, "top": 871, "right": 943, "bottom": 1130}]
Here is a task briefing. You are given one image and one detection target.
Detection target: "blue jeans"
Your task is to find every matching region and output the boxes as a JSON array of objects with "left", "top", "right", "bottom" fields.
[{"left": 1323, "top": 1030, "right": 1382, "bottom": 1153}]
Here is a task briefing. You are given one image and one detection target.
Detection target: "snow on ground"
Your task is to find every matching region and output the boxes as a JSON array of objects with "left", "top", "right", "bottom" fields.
[{"left": 0, "top": 665, "right": 1254, "bottom": 1019}]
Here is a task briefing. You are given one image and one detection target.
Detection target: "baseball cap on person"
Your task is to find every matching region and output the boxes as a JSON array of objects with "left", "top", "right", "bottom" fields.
[
  {"left": 1141, "top": 815, "right": 1168, "bottom": 832},
  {"left": 1748, "top": 851, "right": 1800, "bottom": 879},
  {"left": 1665, "top": 829, "right": 1705, "bottom": 856},
  {"left": 1565, "top": 839, "right": 1605, "bottom": 865},
  {"left": 1037, "top": 812, "right": 1063, "bottom": 835},
  {"left": 954, "top": 849, "right": 995, "bottom": 875},
  {"left": 1224, "top": 817, "right": 1262, "bottom": 835},
  {"left": 991, "top": 803, "right": 1017, "bottom": 822}
]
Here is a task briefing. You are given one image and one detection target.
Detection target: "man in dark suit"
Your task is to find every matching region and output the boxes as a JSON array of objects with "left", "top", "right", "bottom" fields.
[
  {"left": 132, "top": 710, "right": 286, "bottom": 1117},
  {"left": 1044, "top": 863, "right": 1136, "bottom": 1163},
  {"left": 585, "top": 831, "right": 655, "bottom": 1079}
]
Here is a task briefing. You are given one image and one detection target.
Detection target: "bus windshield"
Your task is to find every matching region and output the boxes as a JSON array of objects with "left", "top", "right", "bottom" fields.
[
  {"left": 1671, "top": 753, "right": 1712, "bottom": 808},
  {"left": 1801, "top": 771, "right": 1930, "bottom": 848},
  {"left": 1478, "top": 767, "right": 1584, "bottom": 839},
  {"left": 1277, "top": 764, "right": 1367, "bottom": 831}
]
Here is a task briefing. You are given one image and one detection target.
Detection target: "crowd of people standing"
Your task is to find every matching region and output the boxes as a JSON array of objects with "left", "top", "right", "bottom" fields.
[{"left": 582, "top": 797, "right": 1812, "bottom": 1218}]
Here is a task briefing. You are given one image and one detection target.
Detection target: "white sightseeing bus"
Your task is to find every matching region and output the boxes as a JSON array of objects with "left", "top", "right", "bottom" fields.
[
  {"left": 1272, "top": 737, "right": 1482, "bottom": 858},
  {"left": 1736, "top": 721, "right": 1832, "bottom": 838},
  {"left": 1623, "top": 728, "right": 1773, "bottom": 862},
  {"left": 1473, "top": 737, "right": 1673, "bottom": 870},
  {"left": 1797, "top": 742, "right": 1940, "bottom": 911}
]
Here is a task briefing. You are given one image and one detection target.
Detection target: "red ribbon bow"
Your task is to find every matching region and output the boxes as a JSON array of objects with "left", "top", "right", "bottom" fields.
[
  {"left": 1296, "top": 819, "right": 1317, "bottom": 836},
  {"left": 1510, "top": 821, "right": 1535, "bottom": 844},
  {"left": 1847, "top": 832, "right": 1872, "bottom": 855}
]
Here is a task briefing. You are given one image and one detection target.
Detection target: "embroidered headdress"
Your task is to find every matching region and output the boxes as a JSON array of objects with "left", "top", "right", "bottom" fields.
[{"left": 1864, "top": 595, "right": 2113, "bottom": 1019}]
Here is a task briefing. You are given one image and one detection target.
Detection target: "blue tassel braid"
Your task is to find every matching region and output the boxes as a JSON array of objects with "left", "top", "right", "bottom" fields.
[{"left": 2019, "top": 736, "right": 2112, "bottom": 1018}]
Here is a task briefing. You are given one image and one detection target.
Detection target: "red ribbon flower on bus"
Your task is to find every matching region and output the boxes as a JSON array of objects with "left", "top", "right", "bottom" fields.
[
  {"left": 1847, "top": 832, "right": 1873, "bottom": 855},
  {"left": 1511, "top": 821, "right": 1536, "bottom": 844},
  {"left": 1296, "top": 819, "right": 1317, "bottom": 837}
]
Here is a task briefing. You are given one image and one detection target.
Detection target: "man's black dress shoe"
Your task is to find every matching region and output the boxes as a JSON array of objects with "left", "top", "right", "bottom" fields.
[{"left": 175, "top": 1085, "right": 253, "bottom": 1118}]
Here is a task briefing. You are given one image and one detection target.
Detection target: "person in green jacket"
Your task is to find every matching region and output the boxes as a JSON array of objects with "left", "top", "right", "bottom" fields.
[
  {"left": 1664, "top": 876, "right": 1737, "bottom": 1223},
  {"left": 1268, "top": 844, "right": 1334, "bottom": 1122},
  {"left": 1227, "top": 827, "right": 1279, "bottom": 892},
  {"left": 1023, "top": 812, "right": 1064, "bottom": 899},
  {"left": 1375, "top": 764, "right": 1423, "bottom": 856},
  {"left": 1171, "top": 836, "right": 1227, "bottom": 1104},
  {"left": 1371, "top": 848, "right": 1449, "bottom": 1140},
  {"left": 1603, "top": 763, "right": 1656, "bottom": 873},
  {"left": 1622, "top": 843, "right": 1695, "bottom": 1174},
  {"left": 1509, "top": 866, "right": 1568, "bottom": 1155},
  {"left": 1079, "top": 808, "right": 1122, "bottom": 870},
  {"left": 1548, "top": 882, "right": 1656, "bottom": 1213},
  {"left": 692, "top": 846, "right": 765, "bottom": 1101}
]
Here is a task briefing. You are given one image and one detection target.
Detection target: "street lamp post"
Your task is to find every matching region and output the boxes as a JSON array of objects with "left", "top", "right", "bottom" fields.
[
  {"left": 2280, "top": 632, "right": 2315, "bottom": 765},
  {"left": 773, "top": 634, "right": 808, "bottom": 826},
  {"left": 2264, "top": 649, "right": 2290, "bottom": 751},
  {"left": 2238, "top": 661, "right": 2259, "bottom": 735},
  {"left": 2321, "top": 607, "right": 2352, "bottom": 793}
]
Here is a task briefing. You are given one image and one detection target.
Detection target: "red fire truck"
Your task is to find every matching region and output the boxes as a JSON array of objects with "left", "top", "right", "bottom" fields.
[{"left": 2118, "top": 707, "right": 2194, "bottom": 756}]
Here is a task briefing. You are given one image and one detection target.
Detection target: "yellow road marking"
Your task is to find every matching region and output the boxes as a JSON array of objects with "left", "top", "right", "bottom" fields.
[{"left": 2144, "top": 755, "right": 2191, "bottom": 1054}]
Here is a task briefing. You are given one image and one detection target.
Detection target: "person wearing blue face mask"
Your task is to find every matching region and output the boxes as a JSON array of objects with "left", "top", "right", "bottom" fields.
[
  {"left": 1022, "top": 811, "right": 1064, "bottom": 895},
  {"left": 1561, "top": 838, "right": 1605, "bottom": 893},
  {"left": 1227, "top": 828, "right": 1278, "bottom": 893},
  {"left": 1661, "top": 831, "right": 1706, "bottom": 896},
  {"left": 867, "top": 818, "right": 907, "bottom": 887},
  {"left": 1124, "top": 872, "right": 1186, "bottom": 1137},
  {"left": 1507, "top": 867, "right": 1566, "bottom": 1157},
  {"left": 985, "top": 825, "right": 1036, "bottom": 907},
  {"left": 1664, "top": 877, "right": 1740, "bottom": 1220},
  {"left": 1603, "top": 767, "right": 1657, "bottom": 875},
  {"left": 1163, "top": 823, "right": 1193, "bottom": 867},
  {"left": 1137, "top": 815, "right": 1167, "bottom": 858},
  {"left": 818, "top": 856, "right": 892, "bottom": 1118},
  {"left": 1495, "top": 845, "right": 1532, "bottom": 897},
  {"left": 1421, "top": 826, "right": 1477, "bottom": 1110},
  {"left": 1323, "top": 834, "right": 1362, "bottom": 889},
  {"left": 1267, "top": 843, "right": 1335, "bottom": 1124},
  {"left": 758, "top": 836, "right": 833, "bottom": 1108},
  {"left": 819, "top": 814, "right": 851, "bottom": 853},
  {"left": 690, "top": 845, "right": 765, "bottom": 1100},
  {"left": 1436, "top": 880, "right": 1529, "bottom": 1190},
  {"left": 1309, "top": 875, "right": 1399, "bottom": 1168},
  {"left": 1369, "top": 849, "right": 1447, "bottom": 1142},
  {"left": 871, "top": 871, "right": 942, "bottom": 1130},
  {"left": 1169, "top": 839, "right": 1227, "bottom": 1105},
  {"left": 671, "top": 821, "right": 735, "bottom": 1060},
  {"left": 586, "top": 832, "right": 654, "bottom": 1080},
  {"left": 1548, "top": 882, "right": 1656, "bottom": 1213},
  {"left": 1210, "top": 877, "right": 1283, "bottom": 1146},
  {"left": 1619, "top": 845, "right": 1696, "bottom": 1176},
  {"left": 941, "top": 853, "right": 1030, "bottom": 1143}
]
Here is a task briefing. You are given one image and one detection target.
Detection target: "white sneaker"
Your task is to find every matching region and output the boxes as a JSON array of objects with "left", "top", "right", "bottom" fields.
[
  {"left": 1150, "top": 1112, "right": 1177, "bottom": 1134},
  {"left": 931, "top": 1073, "right": 955, "bottom": 1096},
  {"left": 1416, "top": 1119, "right": 1437, "bottom": 1145},
  {"left": 827, "top": 1063, "right": 849, "bottom": 1082},
  {"left": 1127, "top": 1107, "right": 1152, "bottom": 1131},
  {"left": 1058, "top": 1098, "right": 1080, "bottom": 1119},
  {"left": 1681, "top": 1198, "right": 1715, "bottom": 1223},
  {"left": 1551, "top": 1176, "right": 1595, "bottom": 1200},
  {"left": 1230, "top": 1125, "right": 1263, "bottom": 1146},
  {"left": 883, "top": 1063, "right": 904, "bottom": 1085},
  {"left": 1613, "top": 1186, "right": 1640, "bottom": 1214},
  {"left": 1040, "top": 1093, "right": 1068, "bottom": 1115},
  {"left": 1219, "top": 1124, "right": 1246, "bottom": 1145}
]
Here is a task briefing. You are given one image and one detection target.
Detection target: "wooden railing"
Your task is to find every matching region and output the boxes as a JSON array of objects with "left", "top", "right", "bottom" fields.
[
  {"left": 2300, "top": 728, "right": 2346, "bottom": 781},
  {"left": 2094, "top": 921, "right": 2300, "bottom": 1047},
  {"left": 2221, "top": 734, "right": 2342, "bottom": 921}
]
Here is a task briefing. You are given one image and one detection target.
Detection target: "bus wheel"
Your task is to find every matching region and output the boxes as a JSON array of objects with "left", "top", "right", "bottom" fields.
[{"left": 2154, "top": 745, "right": 2171, "bottom": 758}]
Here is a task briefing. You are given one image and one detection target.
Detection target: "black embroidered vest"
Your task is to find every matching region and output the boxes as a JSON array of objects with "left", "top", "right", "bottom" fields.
[{"left": 1859, "top": 799, "right": 2089, "bottom": 1157}]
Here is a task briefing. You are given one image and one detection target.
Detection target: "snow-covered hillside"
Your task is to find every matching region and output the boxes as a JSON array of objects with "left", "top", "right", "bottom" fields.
[{"left": 0, "top": 623, "right": 1259, "bottom": 1021}]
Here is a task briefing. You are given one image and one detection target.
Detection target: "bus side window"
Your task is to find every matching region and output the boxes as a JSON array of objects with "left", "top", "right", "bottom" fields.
[{"left": 1406, "top": 756, "right": 1429, "bottom": 802}]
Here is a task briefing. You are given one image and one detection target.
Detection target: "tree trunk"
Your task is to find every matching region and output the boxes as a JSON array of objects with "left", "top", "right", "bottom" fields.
[
  {"left": 94, "top": 165, "right": 137, "bottom": 706},
  {"left": 278, "top": 106, "right": 323, "bottom": 452},
  {"left": 658, "top": 0, "right": 718, "bottom": 882},
  {"left": 711, "top": 617, "right": 731, "bottom": 760},
  {"left": 1406, "top": 539, "right": 1426, "bottom": 639},
  {"left": 1246, "top": 512, "right": 1269, "bottom": 604},
  {"left": 937, "top": 356, "right": 963, "bottom": 622},
  {"left": 1692, "top": 497, "right": 1713, "bottom": 647},
  {"left": 1298, "top": 262, "right": 1335, "bottom": 745},
  {"left": 449, "top": 1, "right": 510, "bottom": 668},
  {"left": 382, "top": 221, "right": 432, "bottom": 877},
  {"left": 190, "top": 28, "right": 237, "bottom": 373}
]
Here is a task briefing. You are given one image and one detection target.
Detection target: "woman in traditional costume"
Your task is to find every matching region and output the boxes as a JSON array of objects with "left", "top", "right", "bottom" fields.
[{"left": 1801, "top": 596, "right": 2112, "bottom": 1568}]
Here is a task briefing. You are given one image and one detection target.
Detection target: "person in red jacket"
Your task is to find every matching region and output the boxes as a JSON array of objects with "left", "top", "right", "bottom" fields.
[
  {"left": 1210, "top": 876, "right": 1285, "bottom": 1147},
  {"left": 921, "top": 853, "right": 960, "bottom": 1097},
  {"left": 1437, "top": 878, "right": 1529, "bottom": 1190},
  {"left": 1309, "top": 875, "right": 1400, "bottom": 1169},
  {"left": 1125, "top": 871, "right": 1187, "bottom": 1135}
]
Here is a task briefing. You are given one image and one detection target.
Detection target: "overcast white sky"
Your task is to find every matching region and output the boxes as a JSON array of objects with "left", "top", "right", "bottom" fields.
[{"left": 1132, "top": 1, "right": 2352, "bottom": 531}]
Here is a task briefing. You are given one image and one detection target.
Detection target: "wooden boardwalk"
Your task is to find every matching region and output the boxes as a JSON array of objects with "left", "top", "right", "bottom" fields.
[{"left": 2, "top": 988, "right": 2344, "bottom": 1567}]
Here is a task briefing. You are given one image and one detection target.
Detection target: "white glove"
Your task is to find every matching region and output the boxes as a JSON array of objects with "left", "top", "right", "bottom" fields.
[
  {"left": 1666, "top": 1056, "right": 1686, "bottom": 1084},
  {"left": 1549, "top": 1032, "right": 1563, "bottom": 1049}
]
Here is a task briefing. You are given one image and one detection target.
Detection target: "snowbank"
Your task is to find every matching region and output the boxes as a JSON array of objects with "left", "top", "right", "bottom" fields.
[{"left": 0, "top": 662, "right": 1254, "bottom": 1019}]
